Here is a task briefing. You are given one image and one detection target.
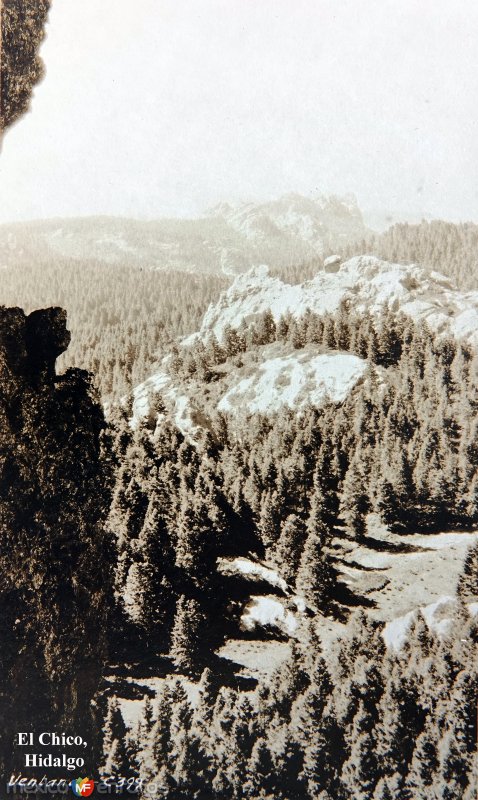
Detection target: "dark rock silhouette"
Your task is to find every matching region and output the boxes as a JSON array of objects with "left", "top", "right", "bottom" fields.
[
  {"left": 1, "top": 0, "right": 51, "bottom": 131},
  {"left": 0, "top": 306, "right": 112, "bottom": 778},
  {"left": 0, "top": 306, "right": 70, "bottom": 382}
]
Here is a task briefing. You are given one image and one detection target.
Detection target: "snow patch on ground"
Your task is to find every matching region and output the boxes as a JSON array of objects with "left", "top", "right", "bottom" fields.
[
  {"left": 383, "top": 596, "right": 478, "bottom": 650},
  {"left": 217, "top": 557, "right": 288, "bottom": 593},
  {"left": 118, "top": 699, "right": 145, "bottom": 730},
  {"left": 217, "top": 352, "right": 367, "bottom": 414},
  {"left": 406, "top": 531, "right": 478, "bottom": 550},
  {"left": 241, "top": 595, "right": 298, "bottom": 635}
]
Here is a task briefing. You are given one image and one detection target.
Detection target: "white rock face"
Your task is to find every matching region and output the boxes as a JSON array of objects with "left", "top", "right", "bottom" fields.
[
  {"left": 217, "top": 557, "right": 289, "bottom": 593},
  {"left": 241, "top": 595, "right": 299, "bottom": 635},
  {"left": 383, "top": 596, "right": 478, "bottom": 650},
  {"left": 132, "top": 348, "right": 368, "bottom": 427},
  {"left": 199, "top": 256, "right": 478, "bottom": 347},
  {"left": 131, "top": 368, "right": 199, "bottom": 437},
  {"left": 133, "top": 254, "right": 478, "bottom": 428},
  {"left": 217, "top": 352, "right": 367, "bottom": 415}
]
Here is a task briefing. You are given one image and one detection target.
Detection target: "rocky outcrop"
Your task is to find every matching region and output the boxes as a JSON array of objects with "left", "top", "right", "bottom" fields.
[
  {"left": 197, "top": 256, "right": 478, "bottom": 347},
  {"left": 0, "top": 306, "right": 70, "bottom": 382},
  {"left": 0, "top": 306, "right": 111, "bottom": 776},
  {"left": 1, "top": 0, "right": 51, "bottom": 131}
]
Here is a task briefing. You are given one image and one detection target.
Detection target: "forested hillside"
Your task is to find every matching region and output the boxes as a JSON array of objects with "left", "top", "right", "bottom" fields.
[
  {"left": 0, "top": 193, "right": 365, "bottom": 402},
  {"left": 99, "top": 301, "right": 478, "bottom": 797},
  {"left": 0, "top": 258, "right": 226, "bottom": 398},
  {"left": 111, "top": 606, "right": 476, "bottom": 799},
  {"left": 341, "top": 220, "right": 478, "bottom": 291},
  {"left": 274, "top": 220, "right": 478, "bottom": 290},
  {"left": 0, "top": 233, "right": 477, "bottom": 795},
  {"left": 0, "top": 194, "right": 365, "bottom": 275},
  {"left": 1, "top": 2, "right": 477, "bottom": 795},
  {"left": 1, "top": 213, "right": 477, "bottom": 404}
]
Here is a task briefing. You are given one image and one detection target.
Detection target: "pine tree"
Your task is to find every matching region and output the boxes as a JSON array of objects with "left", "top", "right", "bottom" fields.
[
  {"left": 374, "top": 675, "right": 424, "bottom": 787},
  {"left": 273, "top": 514, "right": 307, "bottom": 584},
  {"left": 256, "top": 309, "right": 277, "bottom": 345},
  {"left": 175, "top": 470, "right": 226, "bottom": 585},
  {"left": 170, "top": 595, "right": 206, "bottom": 676},
  {"left": 225, "top": 695, "right": 257, "bottom": 795},
  {"left": 366, "top": 326, "right": 379, "bottom": 364},
  {"left": 269, "top": 641, "right": 311, "bottom": 723},
  {"left": 377, "top": 449, "right": 416, "bottom": 532},
  {"left": 194, "top": 667, "right": 220, "bottom": 737},
  {"left": 277, "top": 313, "right": 292, "bottom": 341},
  {"left": 300, "top": 714, "right": 337, "bottom": 800},
  {"left": 322, "top": 315, "right": 336, "bottom": 349},
  {"left": 340, "top": 701, "right": 377, "bottom": 799},
  {"left": 290, "top": 318, "right": 305, "bottom": 349},
  {"left": 334, "top": 300, "right": 351, "bottom": 351},
  {"left": 104, "top": 738, "right": 130, "bottom": 780},
  {"left": 296, "top": 530, "right": 334, "bottom": 608},
  {"left": 244, "top": 739, "right": 276, "bottom": 799},
  {"left": 306, "top": 477, "right": 329, "bottom": 546},
  {"left": 150, "top": 684, "right": 174, "bottom": 776},
  {"left": 128, "top": 492, "right": 175, "bottom": 638},
  {"left": 438, "top": 729, "right": 473, "bottom": 800},
  {"left": 403, "top": 727, "right": 439, "bottom": 798},
  {"left": 274, "top": 731, "right": 305, "bottom": 800},
  {"left": 243, "top": 459, "right": 263, "bottom": 515},
  {"left": 173, "top": 730, "right": 212, "bottom": 799},
  {"left": 306, "top": 313, "right": 324, "bottom": 345},
  {"left": 102, "top": 698, "right": 129, "bottom": 778},
  {"left": 221, "top": 324, "right": 237, "bottom": 357},
  {"left": 458, "top": 542, "right": 478, "bottom": 599},
  {"left": 293, "top": 670, "right": 334, "bottom": 756},
  {"left": 258, "top": 489, "right": 281, "bottom": 551},
  {"left": 339, "top": 454, "right": 370, "bottom": 540}
]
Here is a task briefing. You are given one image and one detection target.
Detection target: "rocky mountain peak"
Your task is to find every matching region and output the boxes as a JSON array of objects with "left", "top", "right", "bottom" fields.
[{"left": 199, "top": 255, "right": 478, "bottom": 347}]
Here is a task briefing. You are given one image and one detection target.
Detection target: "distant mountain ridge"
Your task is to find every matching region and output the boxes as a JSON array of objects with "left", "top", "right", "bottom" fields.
[{"left": 0, "top": 193, "right": 367, "bottom": 275}]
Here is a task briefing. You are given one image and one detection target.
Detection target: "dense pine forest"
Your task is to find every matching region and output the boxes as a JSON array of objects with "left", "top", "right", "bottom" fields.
[
  {"left": 104, "top": 607, "right": 476, "bottom": 799},
  {"left": 1, "top": 217, "right": 478, "bottom": 797},
  {"left": 0, "top": 218, "right": 476, "bottom": 403},
  {"left": 99, "top": 306, "right": 478, "bottom": 798},
  {"left": 0, "top": 257, "right": 226, "bottom": 398},
  {"left": 1, "top": 3, "right": 477, "bottom": 797}
]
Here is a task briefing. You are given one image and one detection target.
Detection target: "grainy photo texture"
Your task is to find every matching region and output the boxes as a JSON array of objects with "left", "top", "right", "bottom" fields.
[{"left": 0, "top": 2, "right": 477, "bottom": 798}]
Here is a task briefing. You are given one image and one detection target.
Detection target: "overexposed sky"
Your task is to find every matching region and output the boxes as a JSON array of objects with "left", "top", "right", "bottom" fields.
[{"left": 0, "top": 0, "right": 477, "bottom": 223}]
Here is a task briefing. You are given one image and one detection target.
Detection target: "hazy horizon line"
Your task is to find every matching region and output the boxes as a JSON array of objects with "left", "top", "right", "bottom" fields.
[{"left": 0, "top": 191, "right": 476, "bottom": 230}]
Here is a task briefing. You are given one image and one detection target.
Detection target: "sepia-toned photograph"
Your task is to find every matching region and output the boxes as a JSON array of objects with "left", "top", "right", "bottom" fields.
[{"left": 0, "top": 1, "right": 477, "bottom": 797}]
